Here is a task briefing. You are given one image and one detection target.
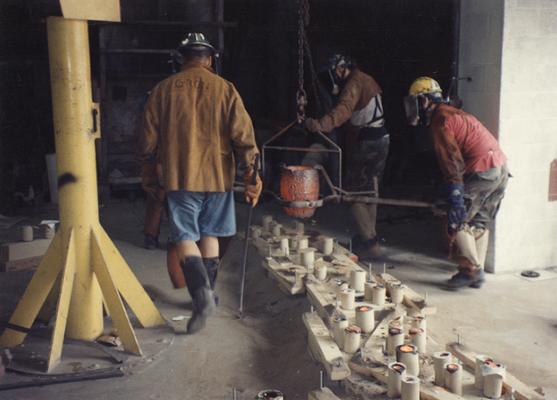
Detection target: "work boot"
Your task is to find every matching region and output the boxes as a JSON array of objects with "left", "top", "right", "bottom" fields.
[
  {"left": 350, "top": 234, "right": 365, "bottom": 253},
  {"left": 187, "top": 287, "right": 216, "bottom": 334},
  {"left": 469, "top": 268, "right": 485, "bottom": 289},
  {"left": 180, "top": 256, "right": 215, "bottom": 334},
  {"left": 356, "top": 237, "right": 383, "bottom": 261},
  {"left": 203, "top": 257, "right": 220, "bottom": 305},
  {"left": 446, "top": 267, "right": 485, "bottom": 290},
  {"left": 144, "top": 234, "right": 159, "bottom": 250}
]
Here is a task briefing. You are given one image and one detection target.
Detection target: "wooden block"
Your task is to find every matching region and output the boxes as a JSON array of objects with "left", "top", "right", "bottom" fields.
[
  {"left": 306, "top": 281, "right": 337, "bottom": 315},
  {"left": 303, "top": 312, "right": 351, "bottom": 381},
  {"left": 261, "top": 258, "right": 306, "bottom": 295},
  {"left": 362, "top": 308, "right": 404, "bottom": 364},
  {"left": 376, "top": 272, "right": 437, "bottom": 315},
  {"left": 0, "top": 239, "right": 52, "bottom": 262},
  {"left": 447, "top": 342, "right": 545, "bottom": 400},
  {"left": 0, "top": 256, "right": 42, "bottom": 272},
  {"left": 349, "top": 356, "right": 463, "bottom": 400},
  {"left": 307, "top": 387, "right": 341, "bottom": 400}
]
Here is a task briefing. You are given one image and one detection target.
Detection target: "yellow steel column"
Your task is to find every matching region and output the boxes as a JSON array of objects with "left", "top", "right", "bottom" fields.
[{"left": 47, "top": 16, "right": 103, "bottom": 340}]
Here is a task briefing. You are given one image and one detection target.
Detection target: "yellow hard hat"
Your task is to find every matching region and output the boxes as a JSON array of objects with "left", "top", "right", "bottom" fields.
[{"left": 408, "top": 76, "right": 442, "bottom": 96}]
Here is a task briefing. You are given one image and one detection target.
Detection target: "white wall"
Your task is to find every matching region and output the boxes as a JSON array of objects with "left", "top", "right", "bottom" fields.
[
  {"left": 459, "top": 0, "right": 557, "bottom": 272},
  {"left": 458, "top": 0, "right": 504, "bottom": 272},
  {"left": 458, "top": 0, "right": 504, "bottom": 136},
  {"left": 495, "top": 0, "right": 557, "bottom": 271}
]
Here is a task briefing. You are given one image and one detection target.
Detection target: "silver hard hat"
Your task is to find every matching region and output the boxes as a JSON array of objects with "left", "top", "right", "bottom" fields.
[{"left": 179, "top": 32, "right": 216, "bottom": 53}]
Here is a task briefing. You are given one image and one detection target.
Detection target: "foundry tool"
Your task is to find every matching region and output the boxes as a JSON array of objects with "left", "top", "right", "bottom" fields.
[
  {"left": 262, "top": 130, "right": 444, "bottom": 217},
  {"left": 238, "top": 154, "right": 261, "bottom": 318}
]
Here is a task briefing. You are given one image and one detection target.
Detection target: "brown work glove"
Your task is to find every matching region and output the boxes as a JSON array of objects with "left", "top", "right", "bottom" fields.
[
  {"left": 244, "top": 165, "right": 263, "bottom": 207},
  {"left": 304, "top": 118, "right": 321, "bottom": 133}
]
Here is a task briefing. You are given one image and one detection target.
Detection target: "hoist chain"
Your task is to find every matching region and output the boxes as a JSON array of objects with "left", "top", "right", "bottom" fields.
[{"left": 296, "top": 0, "right": 310, "bottom": 123}]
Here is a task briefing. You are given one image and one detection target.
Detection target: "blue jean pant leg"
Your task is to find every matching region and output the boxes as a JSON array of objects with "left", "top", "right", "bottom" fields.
[
  {"left": 166, "top": 191, "right": 203, "bottom": 242},
  {"left": 199, "top": 192, "right": 236, "bottom": 237}
]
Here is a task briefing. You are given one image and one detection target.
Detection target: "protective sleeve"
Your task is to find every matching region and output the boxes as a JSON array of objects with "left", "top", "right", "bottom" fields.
[
  {"left": 431, "top": 115, "right": 466, "bottom": 185},
  {"left": 314, "top": 77, "right": 361, "bottom": 133},
  {"left": 228, "top": 85, "right": 259, "bottom": 167},
  {"left": 137, "top": 87, "right": 160, "bottom": 164}
]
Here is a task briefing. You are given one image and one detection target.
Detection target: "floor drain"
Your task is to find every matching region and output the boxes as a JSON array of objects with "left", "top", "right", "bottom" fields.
[{"left": 521, "top": 270, "right": 540, "bottom": 278}]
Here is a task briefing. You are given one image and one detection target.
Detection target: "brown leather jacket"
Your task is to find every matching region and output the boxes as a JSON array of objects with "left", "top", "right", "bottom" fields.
[
  {"left": 137, "top": 62, "right": 259, "bottom": 192},
  {"left": 312, "top": 68, "right": 382, "bottom": 133}
]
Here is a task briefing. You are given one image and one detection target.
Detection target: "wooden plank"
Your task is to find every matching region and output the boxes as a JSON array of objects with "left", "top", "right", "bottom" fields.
[
  {"left": 447, "top": 342, "right": 545, "bottom": 400},
  {"left": 332, "top": 253, "right": 364, "bottom": 271},
  {"left": 303, "top": 312, "right": 351, "bottom": 381},
  {"left": 0, "top": 256, "right": 42, "bottom": 272},
  {"left": 0, "top": 238, "right": 53, "bottom": 262},
  {"left": 349, "top": 357, "right": 463, "bottom": 400},
  {"left": 306, "top": 274, "right": 394, "bottom": 323},
  {"left": 375, "top": 272, "right": 437, "bottom": 315},
  {"left": 308, "top": 387, "right": 341, "bottom": 400},
  {"left": 261, "top": 257, "right": 306, "bottom": 295},
  {"left": 306, "top": 281, "right": 335, "bottom": 318},
  {"left": 362, "top": 308, "right": 404, "bottom": 365}
]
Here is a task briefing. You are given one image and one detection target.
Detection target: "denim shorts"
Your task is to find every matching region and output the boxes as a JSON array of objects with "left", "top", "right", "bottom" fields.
[{"left": 166, "top": 191, "right": 236, "bottom": 242}]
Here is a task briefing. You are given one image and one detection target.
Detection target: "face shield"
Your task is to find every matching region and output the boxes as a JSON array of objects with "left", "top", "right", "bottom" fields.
[
  {"left": 327, "top": 69, "right": 340, "bottom": 96},
  {"left": 403, "top": 95, "right": 420, "bottom": 126}
]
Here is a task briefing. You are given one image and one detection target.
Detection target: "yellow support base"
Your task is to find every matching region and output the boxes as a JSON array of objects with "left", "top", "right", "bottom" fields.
[
  {"left": 0, "top": 16, "right": 165, "bottom": 372},
  {"left": 0, "top": 224, "right": 165, "bottom": 372}
]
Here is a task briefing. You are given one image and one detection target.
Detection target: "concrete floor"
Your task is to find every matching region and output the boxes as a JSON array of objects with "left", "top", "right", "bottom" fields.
[{"left": 1, "top": 198, "right": 556, "bottom": 399}]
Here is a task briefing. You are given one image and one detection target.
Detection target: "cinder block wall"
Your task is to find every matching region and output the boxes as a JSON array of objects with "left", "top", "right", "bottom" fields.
[
  {"left": 460, "top": 0, "right": 557, "bottom": 272},
  {"left": 458, "top": 0, "right": 504, "bottom": 135},
  {"left": 496, "top": 0, "right": 557, "bottom": 271},
  {"left": 458, "top": 0, "right": 504, "bottom": 272}
]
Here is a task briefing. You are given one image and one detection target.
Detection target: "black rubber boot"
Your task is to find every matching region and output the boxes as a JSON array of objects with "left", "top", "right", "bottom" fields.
[
  {"left": 144, "top": 234, "right": 159, "bottom": 250},
  {"left": 180, "top": 256, "right": 216, "bottom": 334},
  {"left": 203, "top": 257, "right": 220, "bottom": 305}
]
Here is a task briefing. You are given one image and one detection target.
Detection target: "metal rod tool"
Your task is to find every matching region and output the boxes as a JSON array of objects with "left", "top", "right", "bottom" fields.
[{"left": 238, "top": 154, "right": 260, "bottom": 318}]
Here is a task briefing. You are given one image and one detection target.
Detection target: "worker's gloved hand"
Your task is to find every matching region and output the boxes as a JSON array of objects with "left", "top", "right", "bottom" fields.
[
  {"left": 244, "top": 166, "right": 263, "bottom": 207},
  {"left": 304, "top": 118, "right": 321, "bottom": 133},
  {"left": 447, "top": 183, "right": 466, "bottom": 233}
]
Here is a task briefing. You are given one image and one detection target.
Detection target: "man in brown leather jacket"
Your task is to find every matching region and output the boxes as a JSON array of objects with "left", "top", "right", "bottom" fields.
[
  {"left": 138, "top": 33, "right": 262, "bottom": 333},
  {"left": 305, "top": 54, "right": 389, "bottom": 259}
]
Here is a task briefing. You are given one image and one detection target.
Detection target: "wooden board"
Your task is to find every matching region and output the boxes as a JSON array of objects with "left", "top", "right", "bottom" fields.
[
  {"left": 261, "top": 258, "right": 306, "bottom": 295},
  {"left": 0, "top": 239, "right": 52, "bottom": 262},
  {"left": 303, "top": 312, "right": 351, "bottom": 381},
  {"left": 361, "top": 308, "right": 404, "bottom": 364},
  {"left": 306, "top": 272, "right": 394, "bottom": 322},
  {"left": 447, "top": 342, "right": 545, "bottom": 400},
  {"left": 0, "top": 256, "right": 42, "bottom": 272},
  {"left": 308, "top": 387, "right": 341, "bottom": 400},
  {"left": 374, "top": 271, "right": 437, "bottom": 315},
  {"left": 349, "top": 355, "right": 465, "bottom": 400}
]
